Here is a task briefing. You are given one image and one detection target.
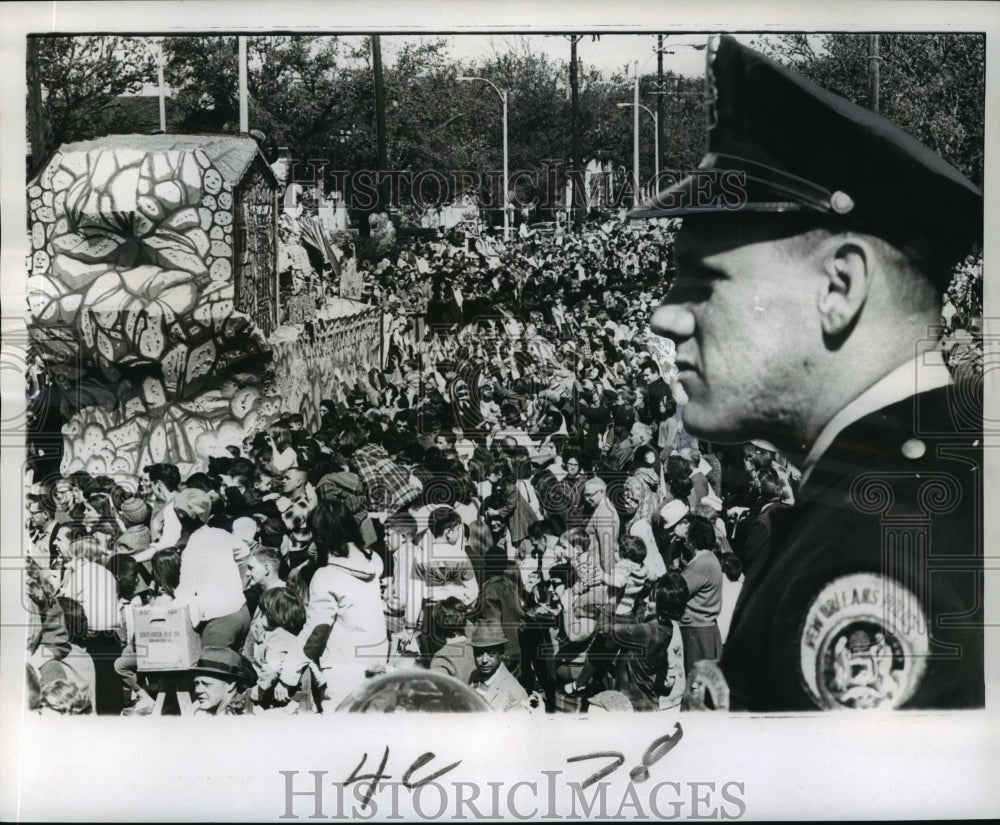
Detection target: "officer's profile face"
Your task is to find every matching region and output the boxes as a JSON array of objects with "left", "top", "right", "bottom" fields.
[{"left": 650, "top": 214, "right": 820, "bottom": 444}]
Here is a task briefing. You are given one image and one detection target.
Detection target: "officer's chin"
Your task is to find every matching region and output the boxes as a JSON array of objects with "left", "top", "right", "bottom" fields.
[{"left": 682, "top": 405, "right": 744, "bottom": 445}]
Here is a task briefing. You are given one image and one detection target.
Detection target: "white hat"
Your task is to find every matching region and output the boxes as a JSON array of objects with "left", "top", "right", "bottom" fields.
[
  {"left": 659, "top": 499, "right": 689, "bottom": 529},
  {"left": 231, "top": 517, "right": 257, "bottom": 543},
  {"left": 630, "top": 422, "right": 653, "bottom": 443},
  {"left": 700, "top": 494, "right": 724, "bottom": 512},
  {"left": 628, "top": 520, "right": 657, "bottom": 556},
  {"left": 454, "top": 438, "right": 476, "bottom": 459}
]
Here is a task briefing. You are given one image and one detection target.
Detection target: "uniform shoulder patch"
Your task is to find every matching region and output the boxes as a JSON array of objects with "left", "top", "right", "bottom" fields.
[{"left": 799, "top": 573, "right": 927, "bottom": 710}]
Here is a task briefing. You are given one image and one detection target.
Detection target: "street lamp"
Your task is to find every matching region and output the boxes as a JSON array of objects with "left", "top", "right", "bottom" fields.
[
  {"left": 458, "top": 75, "right": 510, "bottom": 241},
  {"left": 639, "top": 39, "right": 710, "bottom": 204},
  {"left": 617, "top": 101, "right": 658, "bottom": 198}
]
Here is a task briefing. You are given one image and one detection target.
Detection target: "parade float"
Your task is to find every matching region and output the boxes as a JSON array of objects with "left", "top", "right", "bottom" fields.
[{"left": 26, "top": 134, "right": 381, "bottom": 477}]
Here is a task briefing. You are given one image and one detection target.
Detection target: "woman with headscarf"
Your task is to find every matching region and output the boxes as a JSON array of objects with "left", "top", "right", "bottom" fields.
[{"left": 622, "top": 444, "right": 664, "bottom": 531}]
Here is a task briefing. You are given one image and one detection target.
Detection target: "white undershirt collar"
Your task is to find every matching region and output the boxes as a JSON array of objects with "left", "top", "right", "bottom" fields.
[{"left": 799, "top": 349, "right": 952, "bottom": 489}]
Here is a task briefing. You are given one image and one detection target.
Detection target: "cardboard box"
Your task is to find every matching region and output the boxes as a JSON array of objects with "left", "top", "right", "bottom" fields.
[{"left": 134, "top": 604, "right": 201, "bottom": 671}]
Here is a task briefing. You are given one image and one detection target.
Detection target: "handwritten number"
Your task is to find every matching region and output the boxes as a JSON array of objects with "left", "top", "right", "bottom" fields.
[
  {"left": 567, "top": 724, "right": 684, "bottom": 787},
  {"left": 641, "top": 722, "right": 683, "bottom": 768},
  {"left": 344, "top": 747, "right": 392, "bottom": 809},
  {"left": 402, "top": 752, "right": 462, "bottom": 789},
  {"left": 630, "top": 722, "right": 683, "bottom": 783},
  {"left": 345, "top": 749, "right": 462, "bottom": 804},
  {"left": 566, "top": 751, "right": 625, "bottom": 790}
]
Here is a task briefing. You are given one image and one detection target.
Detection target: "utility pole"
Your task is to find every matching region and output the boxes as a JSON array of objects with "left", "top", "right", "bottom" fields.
[
  {"left": 371, "top": 35, "right": 389, "bottom": 217},
  {"left": 568, "top": 35, "right": 583, "bottom": 230},
  {"left": 656, "top": 35, "right": 664, "bottom": 190},
  {"left": 27, "top": 36, "right": 45, "bottom": 173},
  {"left": 633, "top": 61, "right": 640, "bottom": 206},
  {"left": 157, "top": 41, "right": 167, "bottom": 133},
  {"left": 238, "top": 36, "right": 248, "bottom": 133},
  {"left": 868, "top": 33, "right": 880, "bottom": 115}
]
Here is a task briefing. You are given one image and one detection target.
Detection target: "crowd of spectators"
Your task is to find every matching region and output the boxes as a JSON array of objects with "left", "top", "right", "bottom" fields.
[{"left": 24, "top": 216, "right": 805, "bottom": 716}]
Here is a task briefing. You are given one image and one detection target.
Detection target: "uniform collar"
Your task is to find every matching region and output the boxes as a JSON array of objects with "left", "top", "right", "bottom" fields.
[{"left": 800, "top": 348, "right": 952, "bottom": 489}]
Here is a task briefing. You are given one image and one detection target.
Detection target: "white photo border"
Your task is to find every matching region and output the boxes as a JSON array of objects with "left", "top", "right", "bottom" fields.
[{"left": 1, "top": 1, "right": 998, "bottom": 821}]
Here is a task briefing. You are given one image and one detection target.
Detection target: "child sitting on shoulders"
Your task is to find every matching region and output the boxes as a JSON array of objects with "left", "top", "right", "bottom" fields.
[
  {"left": 554, "top": 528, "right": 607, "bottom": 620},
  {"left": 604, "top": 535, "right": 651, "bottom": 619}
]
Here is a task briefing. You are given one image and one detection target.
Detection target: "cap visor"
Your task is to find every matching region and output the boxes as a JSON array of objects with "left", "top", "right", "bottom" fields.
[{"left": 628, "top": 166, "right": 832, "bottom": 220}]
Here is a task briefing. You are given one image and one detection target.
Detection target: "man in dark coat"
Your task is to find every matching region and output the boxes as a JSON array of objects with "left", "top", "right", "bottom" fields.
[
  {"left": 635, "top": 35, "right": 983, "bottom": 711},
  {"left": 730, "top": 467, "right": 788, "bottom": 575},
  {"left": 639, "top": 359, "right": 674, "bottom": 425}
]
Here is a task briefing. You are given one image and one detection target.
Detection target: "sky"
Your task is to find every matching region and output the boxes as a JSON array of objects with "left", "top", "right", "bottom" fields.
[
  {"left": 376, "top": 34, "right": 769, "bottom": 79},
  {"left": 395, "top": 33, "right": 722, "bottom": 79},
  {"left": 140, "top": 32, "right": 768, "bottom": 97}
]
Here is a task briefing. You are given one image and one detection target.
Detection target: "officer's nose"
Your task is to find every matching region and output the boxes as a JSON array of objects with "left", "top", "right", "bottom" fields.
[{"left": 650, "top": 302, "right": 695, "bottom": 341}]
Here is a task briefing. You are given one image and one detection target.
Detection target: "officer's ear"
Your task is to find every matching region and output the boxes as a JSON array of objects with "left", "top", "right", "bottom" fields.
[{"left": 816, "top": 237, "right": 874, "bottom": 338}]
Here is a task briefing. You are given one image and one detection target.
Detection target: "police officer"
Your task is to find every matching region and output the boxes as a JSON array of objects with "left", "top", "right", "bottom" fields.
[{"left": 633, "top": 35, "right": 983, "bottom": 710}]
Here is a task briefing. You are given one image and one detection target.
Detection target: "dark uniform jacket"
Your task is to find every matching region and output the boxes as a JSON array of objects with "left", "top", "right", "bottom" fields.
[
  {"left": 721, "top": 385, "right": 983, "bottom": 711},
  {"left": 731, "top": 499, "right": 790, "bottom": 576}
]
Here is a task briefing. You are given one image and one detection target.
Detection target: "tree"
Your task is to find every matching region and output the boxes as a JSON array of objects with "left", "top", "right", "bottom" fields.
[
  {"left": 163, "top": 35, "right": 346, "bottom": 158},
  {"left": 249, "top": 36, "right": 345, "bottom": 162},
  {"left": 162, "top": 35, "right": 241, "bottom": 133},
  {"left": 347, "top": 37, "right": 573, "bottom": 225},
  {"left": 752, "top": 33, "right": 985, "bottom": 187},
  {"left": 579, "top": 65, "right": 704, "bottom": 196},
  {"left": 155, "top": 34, "right": 705, "bottom": 221},
  {"left": 27, "top": 35, "right": 157, "bottom": 169},
  {"left": 383, "top": 38, "right": 491, "bottom": 177}
]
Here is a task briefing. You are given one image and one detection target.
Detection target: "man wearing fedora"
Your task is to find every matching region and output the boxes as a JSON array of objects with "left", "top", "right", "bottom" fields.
[
  {"left": 190, "top": 647, "right": 257, "bottom": 716},
  {"left": 635, "top": 35, "right": 983, "bottom": 710},
  {"left": 467, "top": 620, "right": 528, "bottom": 712}
]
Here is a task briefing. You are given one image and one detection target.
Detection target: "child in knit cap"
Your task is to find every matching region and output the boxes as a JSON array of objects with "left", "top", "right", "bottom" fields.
[{"left": 114, "top": 498, "right": 151, "bottom": 557}]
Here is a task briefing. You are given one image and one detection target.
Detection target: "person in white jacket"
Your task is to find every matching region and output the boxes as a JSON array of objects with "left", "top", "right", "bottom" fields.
[
  {"left": 275, "top": 501, "right": 388, "bottom": 710},
  {"left": 171, "top": 489, "right": 251, "bottom": 650}
]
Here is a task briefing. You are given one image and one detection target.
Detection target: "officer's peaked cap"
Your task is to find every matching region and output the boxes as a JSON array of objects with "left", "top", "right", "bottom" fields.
[{"left": 630, "top": 35, "right": 983, "bottom": 283}]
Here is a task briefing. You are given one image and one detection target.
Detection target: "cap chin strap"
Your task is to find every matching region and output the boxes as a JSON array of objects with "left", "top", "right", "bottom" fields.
[
  {"left": 702, "top": 152, "right": 837, "bottom": 211},
  {"left": 630, "top": 152, "right": 842, "bottom": 218}
]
